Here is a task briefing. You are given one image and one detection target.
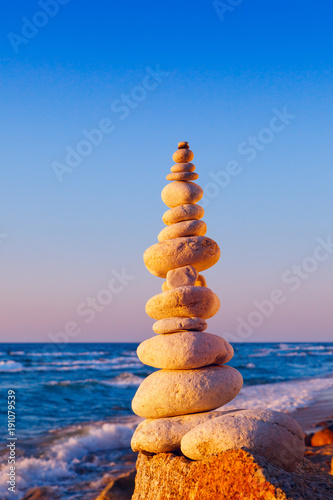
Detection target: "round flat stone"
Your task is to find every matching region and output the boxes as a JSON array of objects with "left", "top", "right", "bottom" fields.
[
  {"left": 172, "top": 149, "right": 194, "bottom": 163},
  {"left": 153, "top": 317, "right": 208, "bottom": 334},
  {"left": 158, "top": 220, "right": 207, "bottom": 242},
  {"left": 132, "top": 365, "right": 243, "bottom": 419},
  {"left": 161, "top": 181, "right": 203, "bottom": 208},
  {"left": 162, "top": 204, "right": 204, "bottom": 225},
  {"left": 166, "top": 265, "right": 198, "bottom": 289},
  {"left": 166, "top": 172, "right": 199, "bottom": 181},
  {"left": 145, "top": 286, "right": 220, "bottom": 320},
  {"left": 180, "top": 409, "right": 305, "bottom": 472},
  {"left": 144, "top": 236, "right": 220, "bottom": 278},
  {"left": 131, "top": 410, "right": 240, "bottom": 454},
  {"left": 171, "top": 163, "right": 195, "bottom": 173},
  {"left": 137, "top": 331, "right": 234, "bottom": 369}
]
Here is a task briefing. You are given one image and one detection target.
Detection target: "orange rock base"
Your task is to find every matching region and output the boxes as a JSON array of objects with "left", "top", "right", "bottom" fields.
[{"left": 132, "top": 449, "right": 333, "bottom": 500}]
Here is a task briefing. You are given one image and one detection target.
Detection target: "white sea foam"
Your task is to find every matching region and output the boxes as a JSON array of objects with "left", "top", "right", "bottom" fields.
[
  {"left": 49, "top": 359, "right": 115, "bottom": 366},
  {"left": 13, "top": 351, "right": 110, "bottom": 356},
  {"left": 278, "top": 343, "right": 291, "bottom": 350},
  {"left": 107, "top": 363, "right": 143, "bottom": 370},
  {"left": 51, "top": 422, "right": 136, "bottom": 461},
  {"left": 222, "top": 376, "right": 333, "bottom": 413},
  {"left": 47, "top": 362, "right": 143, "bottom": 372},
  {"left": 0, "top": 456, "right": 71, "bottom": 500},
  {"left": 278, "top": 351, "right": 307, "bottom": 357},
  {"left": 45, "top": 357, "right": 139, "bottom": 367},
  {"left": 46, "top": 373, "right": 144, "bottom": 387},
  {"left": 0, "top": 354, "right": 142, "bottom": 373},
  {"left": 121, "top": 350, "right": 137, "bottom": 356},
  {"left": 0, "top": 421, "right": 139, "bottom": 499},
  {"left": 0, "top": 360, "right": 23, "bottom": 372},
  {"left": 300, "top": 345, "right": 327, "bottom": 351},
  {"left": 24, "top": 359, "right": 143, "bottom": 372},
  {"left": 46, "top": 356, "right": 141, "bottom": 368},
  {"left": 250, "top": 348, "right": 276, "bottom": 357},
  {"left": 104, "top": 373, "right": 144, "bottom": 386},
  {"left": 278, "top": 344, "right": 331, "bottom": 353},
  {"left": 110, "top": 356, "right": 139, "bottom": 364}
]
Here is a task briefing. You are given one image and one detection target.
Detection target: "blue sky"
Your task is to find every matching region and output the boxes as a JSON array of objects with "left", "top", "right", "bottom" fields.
[{"left": 0, "top": 0, "right": 332, "bottom": 342}]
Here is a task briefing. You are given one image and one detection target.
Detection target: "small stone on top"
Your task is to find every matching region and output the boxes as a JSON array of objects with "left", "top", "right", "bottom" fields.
[{"left": 178, "top": 141, "right": 189, "bottom": 149}]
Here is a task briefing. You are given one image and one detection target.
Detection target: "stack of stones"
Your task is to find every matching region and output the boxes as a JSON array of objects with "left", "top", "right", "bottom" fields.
[
  {"left": 131, "top": 142, "right": 305, "bottom": 473},
  {"left": 131, "top": 142, "right": 243, "bottom": 452}
]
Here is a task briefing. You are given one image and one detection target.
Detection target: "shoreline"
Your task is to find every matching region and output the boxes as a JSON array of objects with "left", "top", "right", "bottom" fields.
[{"left": 288, "top": 385, "right": 333, "bottom": 433}]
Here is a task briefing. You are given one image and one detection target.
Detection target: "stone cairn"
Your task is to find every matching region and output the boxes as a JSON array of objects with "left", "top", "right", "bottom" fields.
[{"left": 131, "top": 142, "right": 305, "bottom": 476}]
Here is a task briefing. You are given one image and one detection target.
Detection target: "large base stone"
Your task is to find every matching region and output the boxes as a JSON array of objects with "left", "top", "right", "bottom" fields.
[
  {"left": 132, "top": 450, "right": 333, "bottom": 500},
  {"left": 181, "top": 408, "right": 304, "bottom": 471}
]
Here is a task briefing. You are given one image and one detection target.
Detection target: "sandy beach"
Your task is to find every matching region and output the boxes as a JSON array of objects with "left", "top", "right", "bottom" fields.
[{"left": 291, "top": 385, "right": 333, "bottom": 433}]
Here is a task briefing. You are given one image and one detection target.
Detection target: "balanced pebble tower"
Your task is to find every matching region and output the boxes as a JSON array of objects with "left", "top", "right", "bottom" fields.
[
  {"left": 131, "top": 142, "right": 243, "bottom": 449},
  {"left": 131, "top": 143, "right": 305, "bottom": 491}
]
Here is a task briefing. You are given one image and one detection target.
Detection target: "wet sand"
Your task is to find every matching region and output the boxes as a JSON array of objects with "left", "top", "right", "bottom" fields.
[{"left": 289, "top": 385, "right": 333, "bottom": 433}]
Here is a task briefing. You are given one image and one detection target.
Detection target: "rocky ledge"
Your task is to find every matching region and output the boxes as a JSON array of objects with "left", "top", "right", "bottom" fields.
[
  {"left": 132, "top": 449, "right": 333, "bottom": 500},
  {"left": 95, "top": 470, "right": 136, "bottom": 500}
]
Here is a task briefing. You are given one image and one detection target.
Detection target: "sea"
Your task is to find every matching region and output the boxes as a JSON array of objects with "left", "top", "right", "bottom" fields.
[{"left": 0, "top": 342, "right": 333, "bottom": 499}]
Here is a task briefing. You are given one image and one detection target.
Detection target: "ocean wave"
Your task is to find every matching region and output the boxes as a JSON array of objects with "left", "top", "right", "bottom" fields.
[
  {"left": 121, "top": 350, "right": 137, "bottom": 356},
  {"left": 51, "top": 422, "right": 136, "bottom": 461},
  {"left": 34, "top": 356, "right": 142, "bottom": 371},
  {"left": 21, "top": 360, "right": 143, "bottom": 373},
  {"left": 46, "top": 373, "right": 144, "bottom": 387},
  {"left": 278, "top": 343, "right": 293, "bottom": 351},
  {"left": 0, "top": 360, "right": 23, "bottom": 372},
  {"left": 47, "top": 355, "right": 140, "bottom": 365},
  {"left": 108, "top": 363, "right": 143, "bottom": 370},
  {"left": 277, "top": 351, "right": 307, "bottom": 357},
  {"left": 250, "top": 348, "right": 276, "bottom": 357},
  {"left": 301, "top": 345, "right": 328, "bottom": 351},
  {"left": 9, "top": 350, "right": 111, "bottom": 357},
  {"left": 308, "top": 351, "right": 333, "bottom": 356},
  {"left": 0, "top": 355, "right": 134, "bottom": 374},
  {"left": 48, "top": 359, "right": 115, "bottom": 366},
  {"left": 278, "top": 344, "right": 332, "bottom": 352},
  {"left": 110, "top": 356, "right": 139, "bottom": 364},
  {"left": 222, "top": 376, "right": 333, "bottom": 413},
  {"left": 0, "top": 421, "right": 138, "bottom": 500},
  {"left": 46, "top": 362, "right": 142, "bottom": 372},
  {"left": 104, "top": 373, "right": 144, "bottom": 386},
  {"left": 0, "top": 456, "right": 70, "bottom": 500}
]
